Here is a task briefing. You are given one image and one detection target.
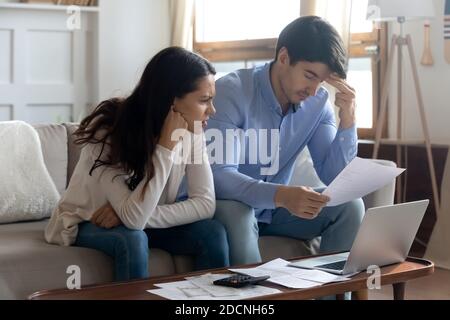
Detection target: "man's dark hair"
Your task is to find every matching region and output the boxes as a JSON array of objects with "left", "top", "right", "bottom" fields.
[{"left": 275, "top": 16, "right": 348, "bottom": 79}]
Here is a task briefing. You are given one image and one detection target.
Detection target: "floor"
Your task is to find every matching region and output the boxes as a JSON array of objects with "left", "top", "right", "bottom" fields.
[{"left": 368, "top": 267, "right": 450, "bottom": 300}]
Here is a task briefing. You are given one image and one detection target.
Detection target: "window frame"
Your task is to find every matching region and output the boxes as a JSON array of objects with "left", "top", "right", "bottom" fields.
[
  {"left": 348, "top": 26, "right": 388, "bottom": 139},
  {"left": 193, "top": 15, "right": 388, "bottom": 140}
]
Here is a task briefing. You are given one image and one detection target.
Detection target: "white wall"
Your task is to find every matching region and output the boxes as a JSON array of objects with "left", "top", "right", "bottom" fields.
[
  {"left": 98, "top": 0, "right": 171, "bottom": 101},
  {"left": 388, "top": 0, "right": 450, "bottom": 144},
  {"left": 0, "top": 0, "right": 171, "bottom": 121},
  {"left": 0, "top": 3, "right": 98, "bottom": 123}
]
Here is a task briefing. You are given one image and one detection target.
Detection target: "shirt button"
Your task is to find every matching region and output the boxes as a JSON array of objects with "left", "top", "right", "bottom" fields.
[{"left": 340, "top": 137, "right": 345, "bottom": 142}]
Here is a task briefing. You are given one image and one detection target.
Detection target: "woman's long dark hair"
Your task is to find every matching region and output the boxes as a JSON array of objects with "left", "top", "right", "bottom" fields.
[{"left": 74, "top": 47, "right": 216, "bottom": 197}]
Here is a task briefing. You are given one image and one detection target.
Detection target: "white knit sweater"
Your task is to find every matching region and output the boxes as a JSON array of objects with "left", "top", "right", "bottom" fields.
[{"left": 45, "top": 133, "right": 215, "bottom": 246}]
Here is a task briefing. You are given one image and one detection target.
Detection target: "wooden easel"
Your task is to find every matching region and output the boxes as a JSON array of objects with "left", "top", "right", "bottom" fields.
[{"left": 372, "top": 31, "right": 441, "bottom": 217}]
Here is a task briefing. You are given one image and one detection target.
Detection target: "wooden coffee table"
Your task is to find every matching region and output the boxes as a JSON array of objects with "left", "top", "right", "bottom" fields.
[{"left": 29, "top": 255, "right": 434, "bottom": 300}]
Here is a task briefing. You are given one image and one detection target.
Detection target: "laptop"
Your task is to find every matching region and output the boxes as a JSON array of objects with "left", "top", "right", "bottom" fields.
[{"left": 289, "top": 200, "right": 429, "bottom": 275}]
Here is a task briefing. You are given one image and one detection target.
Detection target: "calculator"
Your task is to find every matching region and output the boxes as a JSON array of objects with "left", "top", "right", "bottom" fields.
[{"left": 213, "top": 274, "right": 270, "bottom": 288}]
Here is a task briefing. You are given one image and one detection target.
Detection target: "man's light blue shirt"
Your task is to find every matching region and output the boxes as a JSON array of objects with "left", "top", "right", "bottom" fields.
[{"left": 177, "top": 63, "right": 358, "bottom": 224}]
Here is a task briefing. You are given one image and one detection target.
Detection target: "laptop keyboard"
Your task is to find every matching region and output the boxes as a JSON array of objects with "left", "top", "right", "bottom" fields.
[{"left": 316, "top": 260, "right": 347, "bottom": 270}]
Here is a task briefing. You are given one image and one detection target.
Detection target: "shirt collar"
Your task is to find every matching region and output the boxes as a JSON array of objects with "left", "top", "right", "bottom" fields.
[{"left": 256, "top": 62, "right": 304, "bottom": 115}]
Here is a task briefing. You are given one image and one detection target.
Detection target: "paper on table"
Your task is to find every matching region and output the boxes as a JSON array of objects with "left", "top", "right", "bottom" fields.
[
  {"left": 323, "top": 157, "right": 405, "bottom": 207},
  {"left": 148, "top": 285, "right": 280, "bottom": 300},
  {"left": 155, "top": 274, "right": 238, "bottom": 297},
  {"left": 229, "top": 258, "right": 350, "bottom": 289},
  {"left": 268, "top": 276, "right": 319, "bottom": 289},
  {"left": 148, "top": 274, "right": 281, "bottom": 300},
  {"left": 185, "top": 273, "right": 243, "bottom": 297},
  {"left": 292, "top": 269, "right": 350, "bottom": 283},
  {"left": 152, "top": 280, "right": 211, "bottom": 299},
  {"left": 229, "top": 258, "right": 292, "bottom": 278}
]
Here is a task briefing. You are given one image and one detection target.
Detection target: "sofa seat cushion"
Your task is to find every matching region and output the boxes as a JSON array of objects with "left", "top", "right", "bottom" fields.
[
  {"left": 0, "top": 220, "right": 176, "bottom": 300},
  {"left": 259, "top": 236, "right": 318, "bottom": 262}
]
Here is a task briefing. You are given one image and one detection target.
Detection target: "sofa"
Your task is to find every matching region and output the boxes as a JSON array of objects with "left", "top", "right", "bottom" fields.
[{"left": 0, "top": 123, "right": 396, "bottom": 299}]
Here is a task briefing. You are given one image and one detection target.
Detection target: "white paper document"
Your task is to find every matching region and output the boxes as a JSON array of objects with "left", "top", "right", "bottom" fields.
[
  {"left": 229, "top": 258, "right": 350, "bottom": 289},
  {"left": 185, "top": 273, "right": 246, "bottom": 297},
  {"left": 323, "top": 157, "right": 405, "bottom": 207},
  {"left": 147, "top": 273, "right": 281, "bottom": 300},
  {"left": 268, "top": 276, "right": 319, "bottom": 289}
]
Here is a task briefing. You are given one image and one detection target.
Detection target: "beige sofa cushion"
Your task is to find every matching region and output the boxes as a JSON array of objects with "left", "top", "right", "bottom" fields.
[
  {"left": 259, "top": 236, "right": 318, "bottom": 262},
  {"left": 0, "top": 220, "right": 178, "bottom": 300},
  {"left": 62, "top": 123, "right": 82, "bottom": 185},
  {"left": 33, "top": 124, "right": 68, "bottom": 195},
  {"left": 0, "top": 220, "right": 112, "bottom": 299}
]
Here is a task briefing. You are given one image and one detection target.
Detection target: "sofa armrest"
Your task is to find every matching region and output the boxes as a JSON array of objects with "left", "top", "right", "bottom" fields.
[{"left": 362, "top": 159, "right": 397, "bottom": 209}]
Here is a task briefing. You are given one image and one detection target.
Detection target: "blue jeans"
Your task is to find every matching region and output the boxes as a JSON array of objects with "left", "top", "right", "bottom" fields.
[
  {"left": 213, "top": 199, "right": 365, "bottom": 265},
  {"left": 75, "top": 223, "right": 149, "bottom": 282},
  {"left": 75, "top": 219, "right": 229, "bottom": 282},
  {"left": 146, "top": 219, "right": 230, "bottom": 271}
]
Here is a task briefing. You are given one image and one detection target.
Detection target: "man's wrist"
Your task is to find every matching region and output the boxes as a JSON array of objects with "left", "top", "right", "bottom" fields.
[
  {"left": 339, "top": 105, "right": 356, "bottom": 129},
  {"left": 274, "top": 185, "right": 287, "bottom": 208},
  {"left": 339, "top": 116, "right": 355, "bottom": 129}
]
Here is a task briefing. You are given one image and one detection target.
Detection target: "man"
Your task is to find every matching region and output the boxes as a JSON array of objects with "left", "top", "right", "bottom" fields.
[{"left": 208, "top": 16, "right": 365, "bottom": 265}]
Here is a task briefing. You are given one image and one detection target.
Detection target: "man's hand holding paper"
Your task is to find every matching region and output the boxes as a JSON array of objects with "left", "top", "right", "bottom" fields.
[{"left": 275, "top": 186, "right": 330, "bottom": 220}]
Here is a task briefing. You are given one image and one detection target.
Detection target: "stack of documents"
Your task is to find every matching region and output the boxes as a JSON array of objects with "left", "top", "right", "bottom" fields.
[
  {"left": 147, "top": 258, "right": 352, "bottom": 299},
  {"left": 147, "top": 273, "right": 281, "bottom": 300},
  {"left": 229, "top": 258, "right": 351, "bottom": 289}
]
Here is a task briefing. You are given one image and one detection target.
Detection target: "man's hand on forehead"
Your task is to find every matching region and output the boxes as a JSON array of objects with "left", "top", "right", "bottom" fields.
[{"left": 325, "top": 73, "right": 356, "bottom": 129}]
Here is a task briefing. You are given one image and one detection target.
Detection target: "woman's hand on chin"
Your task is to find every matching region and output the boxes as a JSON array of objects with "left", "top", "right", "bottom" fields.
[{"left": 158, "top": 107, "right": 188, "bottom": 150}]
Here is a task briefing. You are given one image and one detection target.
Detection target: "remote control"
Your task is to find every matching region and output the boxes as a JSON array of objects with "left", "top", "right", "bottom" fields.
[{"left": 213, "top": 274, "right": 270, "bottom": 288}]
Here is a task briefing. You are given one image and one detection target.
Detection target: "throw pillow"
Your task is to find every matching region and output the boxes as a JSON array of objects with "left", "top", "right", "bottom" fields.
[{"left": 0, "top": 121, "right": 60, "bottom": 224}]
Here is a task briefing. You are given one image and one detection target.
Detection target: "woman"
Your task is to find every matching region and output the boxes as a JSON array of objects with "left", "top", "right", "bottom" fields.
[{"left": 45, "top": 47, "right": 229, "bottom": 281}]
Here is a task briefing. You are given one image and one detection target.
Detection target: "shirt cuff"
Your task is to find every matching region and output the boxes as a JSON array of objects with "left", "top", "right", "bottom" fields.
[
  {"left": 336, "top": 125, "right": 358, "bottom": 162},
  {"left": 155, "top": 144, "right": 176, "bottom": 162},
  {"left": 253, "top": 182, "right": 280, "bottom": 210}
]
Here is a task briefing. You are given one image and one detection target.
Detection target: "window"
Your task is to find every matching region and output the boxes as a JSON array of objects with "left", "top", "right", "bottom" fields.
[
  {"left": 348, "top": 57, "right": 373, "bottom": 129},
  {"left": 194, "top": 0, "right": 292, "bottom": 65},
  {"left": 195, "top": 0, "right": 300, "bottom": 42},
  {"left": 348, "top": 0, "right": 387, "bottom": 138},
  {"left": 194, "top": 0, "right": 387, "bottom": 139}
]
